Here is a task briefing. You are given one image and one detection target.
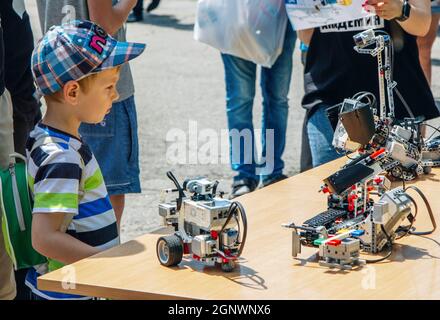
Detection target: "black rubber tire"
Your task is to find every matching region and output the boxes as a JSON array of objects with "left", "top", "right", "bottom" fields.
[
  {"left": 156, "top": 235, "right": 183, "bottom": 267},
  {"left": 424, "top": 166, "right": 432, "bottom": 175},
  {"left": 221, "top": 260, "right": 236, "bottom": 272}
]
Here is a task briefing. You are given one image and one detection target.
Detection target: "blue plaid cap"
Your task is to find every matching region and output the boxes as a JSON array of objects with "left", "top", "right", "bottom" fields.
[{"left": 32, "top": 20, "right": 146, "bottom": 96}]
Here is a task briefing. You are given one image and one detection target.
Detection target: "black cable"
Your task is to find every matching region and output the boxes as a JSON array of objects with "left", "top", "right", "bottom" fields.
[
  {"left": 234, "top": 201, "right": 247, "bottom": 257},
  {"left": 404, "top": 186, "right": 437, "bottom": 236},
  {"left": 396, "top": 193, "right": 418, "bottom": 240},
  {"left": 345, "top": 152, "right": 357, "bottom": 160},
  {"left": 364, "top": 246, "right": 393, "bottom": 264},
  {"left": 166, "top": 171, "right": 185, "bottom": 211},
  {"left": 365, "top": 225, "right": 393, "bottom": 264},
  {"left": 352, "top": 91, "right": 377, "bottom": 110},
  {"left": 212, "top": 180, "right": 219, "bottom": 197},
  {"left": 424, "top": 123, "right": 440, "bottom": 141},
  {"left": 219, "top": 201, "right": 248, "bottom": 257}
]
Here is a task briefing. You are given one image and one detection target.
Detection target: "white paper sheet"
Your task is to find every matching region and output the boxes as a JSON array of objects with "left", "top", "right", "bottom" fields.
[{"left": 285, "top": 0, "right": 375, "bottom": 30}]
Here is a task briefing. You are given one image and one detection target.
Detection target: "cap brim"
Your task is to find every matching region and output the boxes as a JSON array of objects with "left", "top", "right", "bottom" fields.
[{"left": 95, "top": 40, "right": 146, "bottom": 71}]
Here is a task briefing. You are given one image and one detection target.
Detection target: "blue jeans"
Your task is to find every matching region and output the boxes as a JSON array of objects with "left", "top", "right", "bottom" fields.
[
  {"left": 306, "top": 105, "right": 341, "bottom": 167},
  {"left": 79, "top": 96, "right": 141, "bottom": 195},
  {"left": 221, "top": 24, "right": 296, "bottom": 184}
]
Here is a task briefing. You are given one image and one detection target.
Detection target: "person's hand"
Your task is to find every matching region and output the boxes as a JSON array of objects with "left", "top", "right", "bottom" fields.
[{"left": 364, "top": 0, "right": 404, "bottom": 20}]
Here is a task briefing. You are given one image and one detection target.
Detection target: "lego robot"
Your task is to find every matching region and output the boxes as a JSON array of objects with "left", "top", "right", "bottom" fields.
[
  {"left": 282, "top": 30, "right": 437, "bottom": 269},
  {"left": 283, "top": 156, "right": 437, "bottom": 270},
  {"left": 332, "top": 29, "right": 440, "bottom": 181},
  {"left": 156, "top": 172, "right": 247, "bottom": 272}
]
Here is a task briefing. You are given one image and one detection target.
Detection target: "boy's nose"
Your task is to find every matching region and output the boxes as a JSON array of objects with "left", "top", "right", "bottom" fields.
[{"left": 112, "top": 89, "right": 120, "bottom": 102}]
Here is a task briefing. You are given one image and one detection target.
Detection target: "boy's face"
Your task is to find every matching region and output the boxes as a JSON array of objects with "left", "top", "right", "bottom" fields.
[{"left": 77, "top": 67, "right": 121, "bottom": 124}]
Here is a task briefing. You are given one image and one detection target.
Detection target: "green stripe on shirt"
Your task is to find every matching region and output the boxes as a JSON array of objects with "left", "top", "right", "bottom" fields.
[
  {"left": 28, "top": 174, "right": 35, "bottom": 193},
  {"left": 34, "top": 193, "right": 78, "bottom": 210},
  {"left": 84, "top": 169, "right": 104, "bottom": 191}
]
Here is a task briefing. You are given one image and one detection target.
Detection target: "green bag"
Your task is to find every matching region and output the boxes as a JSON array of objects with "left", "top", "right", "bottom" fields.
[
  {"left": 0, "top": 153, "right": 47, "bottom": 270},
  {"left": 1, "top": 137, "right": 85, "bottom": 271}
]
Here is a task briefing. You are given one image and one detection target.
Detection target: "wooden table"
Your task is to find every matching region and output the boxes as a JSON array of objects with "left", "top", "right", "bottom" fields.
[{"left": 38, "top": 158, "right": 440, "bottom": 299}]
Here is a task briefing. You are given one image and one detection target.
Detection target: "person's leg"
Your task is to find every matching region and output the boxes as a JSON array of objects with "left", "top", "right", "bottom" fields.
[
  {"left": 260, "top": 24, "right": 297, "bottom": 184},
  {"left": 79, "top": 96, "right": 141, "bottom": 228},
  {"left": 2, "top": 4, "right": 40, "bottom": 156},
  {"left": 146, "top": 0, "right": 161, "bottom": 13},
  {"left": 0, "top": 89, "right": 17, "bottom": 301},
  {"left": 133, "top": 0, "right": 144, "bottom": 16},
  {"left": 127, "top": 0, "right": 144, "bottom": 22},
  {"left": 300, "top": 114, "right": 313, "bottom": 172},
  {"left": 306, "top": 105, "right": 341, "bottom": 167},
  {"left": 417, "top": 13, "right": 440, "bottom": 85},
  {"left": 221, "top": 53, "right": 258, "bottom": 196}
]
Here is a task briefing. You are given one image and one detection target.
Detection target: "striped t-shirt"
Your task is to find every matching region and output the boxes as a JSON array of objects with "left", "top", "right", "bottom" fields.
[{"left": 25, "top": 123, "right": 120, "bottom": 300}]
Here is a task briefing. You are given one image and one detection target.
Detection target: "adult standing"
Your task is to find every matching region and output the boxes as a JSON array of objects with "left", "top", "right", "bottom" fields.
[
  {"left": 37, "top": 0, "right": 143, "bottom": 229},
  {"left": 0, "top": 0, "right": 41, "bottom": 157},
  {"left": 223, "top": 23, "right": 297, "bottom": 199}
]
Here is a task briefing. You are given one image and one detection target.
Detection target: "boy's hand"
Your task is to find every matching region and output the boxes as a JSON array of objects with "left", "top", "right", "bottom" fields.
[{"left": 365, "top": 0, "right": 404, "bottom": 20}]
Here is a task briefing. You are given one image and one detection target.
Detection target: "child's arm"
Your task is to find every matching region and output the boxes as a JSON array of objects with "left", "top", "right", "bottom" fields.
[
  {"left": 32, "top": 213, "right": 100, "bottom": 265},
  {"left": 88, "top": 0, "right": 138, "bottom": 35}
]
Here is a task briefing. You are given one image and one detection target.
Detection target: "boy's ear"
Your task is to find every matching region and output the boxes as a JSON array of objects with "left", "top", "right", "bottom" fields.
[{"left": 63, "top": 80, "right": 81, "bottom": 105}]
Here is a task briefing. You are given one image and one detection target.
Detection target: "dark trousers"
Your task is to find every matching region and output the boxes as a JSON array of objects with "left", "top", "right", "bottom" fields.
[
  {"left": 133, "top": 0, "right": 143, "bottom": 16},
  {"left": 0, "top": 2, "right": 41, "bottom": 158},
  {"left": 133, "top": 0, "right": 161, "bottom": 15}
]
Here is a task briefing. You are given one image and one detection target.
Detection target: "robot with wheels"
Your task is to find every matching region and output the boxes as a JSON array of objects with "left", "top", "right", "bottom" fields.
[{"left": 156, "top": 172, "right": 248, "bottom": 272}]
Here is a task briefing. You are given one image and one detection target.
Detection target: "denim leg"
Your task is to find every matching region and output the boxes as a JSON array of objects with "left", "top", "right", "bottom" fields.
[
  {"left": 221, "top": 53, "right": 258, "bottom": 182},
  {"left": 306, "top": 105, "right": 341, "bottom": 167},
  {"left": 260, "top": 24, "right": 296, "bottom": 181}
]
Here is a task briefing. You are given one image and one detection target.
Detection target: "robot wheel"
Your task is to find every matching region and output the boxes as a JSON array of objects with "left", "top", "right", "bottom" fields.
[{"left": 156, "top": 234, "right": 183, "bottom": 267}]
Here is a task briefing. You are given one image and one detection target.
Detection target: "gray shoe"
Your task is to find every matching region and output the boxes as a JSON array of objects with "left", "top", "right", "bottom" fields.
[
  {"left": 229, "top": 178, "right": 258, "bottom": 199},
  {"left": 262, "top": 174, "right": 288, "bottom": 188},
  {"left": 127, "top": 12, "right": 143, "bottom": 22}
]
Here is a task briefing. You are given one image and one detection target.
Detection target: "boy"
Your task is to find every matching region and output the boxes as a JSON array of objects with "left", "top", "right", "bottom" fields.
[
  {"left": 25, "top": 20, "right": 145, "bottom": 300},
  {"left": 37, "top": 0, "right": 142, "bottom": 227}
]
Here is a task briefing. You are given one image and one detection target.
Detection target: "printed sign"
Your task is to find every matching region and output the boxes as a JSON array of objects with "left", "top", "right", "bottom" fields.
[{"left": 285, "top": 0, "right": 374, "bottom": 30}]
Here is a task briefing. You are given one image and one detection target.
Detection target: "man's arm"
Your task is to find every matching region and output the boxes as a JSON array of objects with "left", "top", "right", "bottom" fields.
[
  {"left": 367, "top": 0, "right": 432, "bottom": 36},
  {"left": 88, "top": 0, "right": 137, "bottom": 35},
  {"left": 32, "top": 213, "right": 100, "bottom": 265}
]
